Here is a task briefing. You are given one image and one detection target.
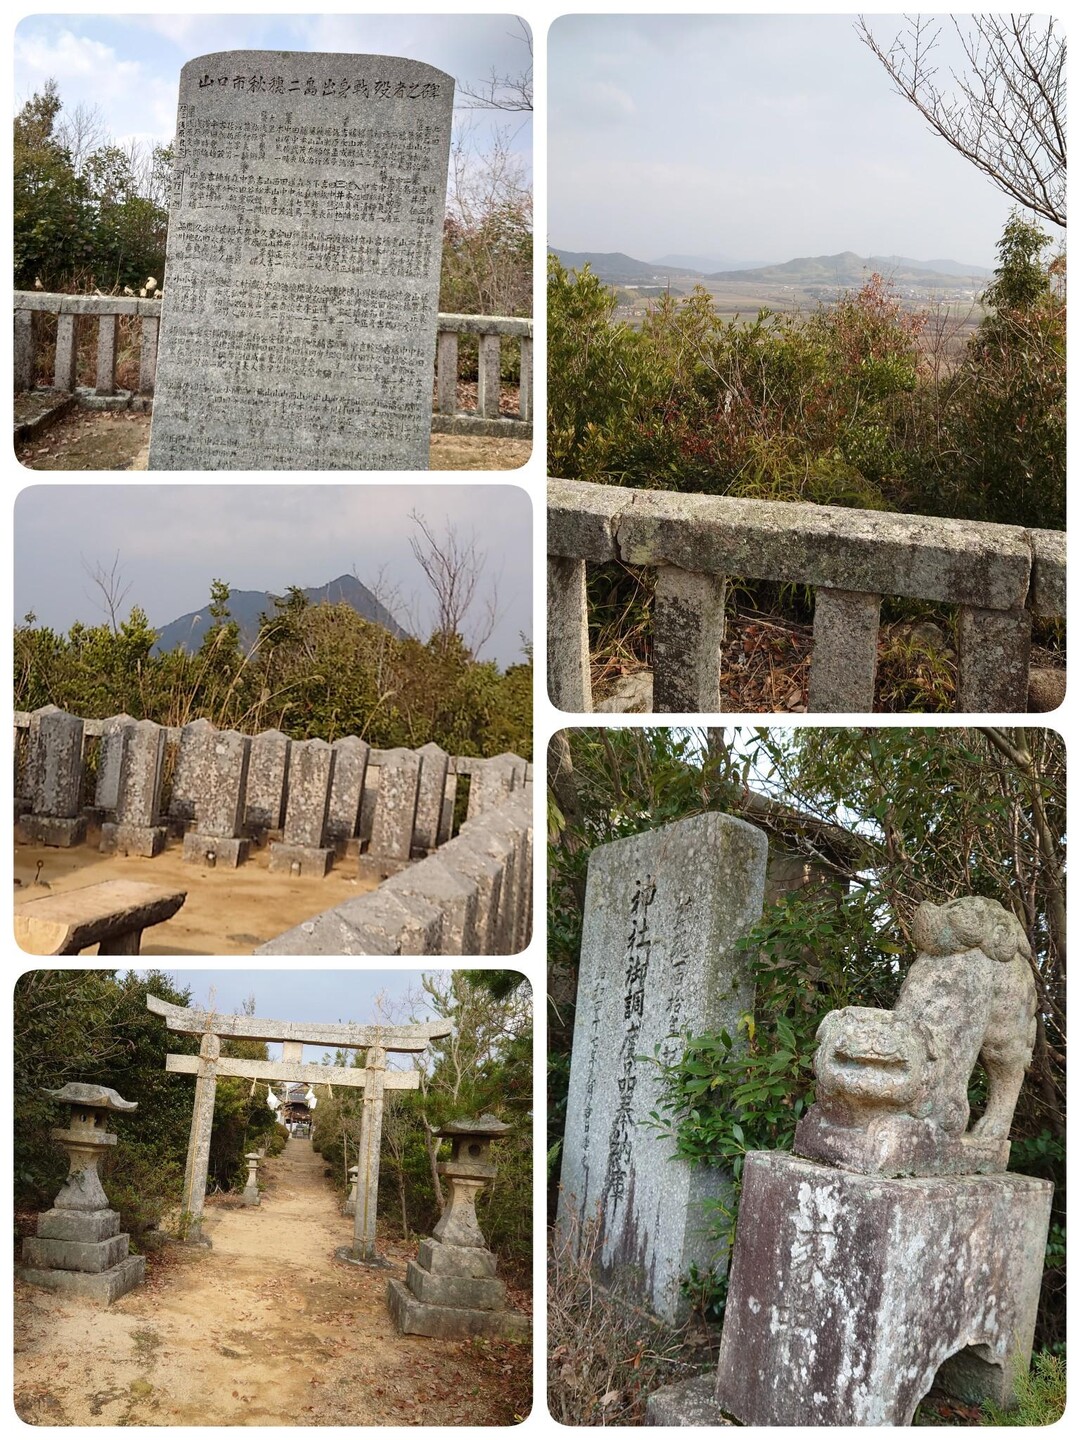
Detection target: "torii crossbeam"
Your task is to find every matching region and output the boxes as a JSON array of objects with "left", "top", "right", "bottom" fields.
[{"left": 147, "top": 994, "right": 450, "bottom": 1253}]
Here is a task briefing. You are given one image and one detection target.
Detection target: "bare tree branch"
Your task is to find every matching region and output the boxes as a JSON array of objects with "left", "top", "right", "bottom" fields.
[
  {"left": 857, "top": 14, "right": 1066, "bottom": 228},
  {"left": 82, "top": 551, "right": 132, "bottom": 634},
  {"left": 408, "top": 511, "right": 503, "bottom": 658},
  {"left": 457, "top": 17, "right": 533, "bottom": 112}
]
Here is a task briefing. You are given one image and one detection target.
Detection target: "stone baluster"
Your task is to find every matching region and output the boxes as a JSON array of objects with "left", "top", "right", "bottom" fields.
[
  {"left": 436, "top": 330, "right": 458, "bottom": 414},
  {"left": 808, "top": 588, "right": 883, "bottom": 712},
  {"left": 547, "top": 555, "right": 592, "bottom": 711},
  {"left": 956, "top": 606, "right": 1031, "bottom": 712},
  {"left": 138, "top": 314, "right": 159, "bottom": 395},
  {"left": 652, "top": 564, "right": 726, "bottom": 712},
  {"left": 477, "top": 333, "right": 502, "bottom": 419},
  {"left": 95, "top": 313, "right": 118, "bottom": 395},
  {"left": 54, "top": 312, "right": 78, "bottom": 390},
  {"left": 518, "top": 336, "right": 532, "bottom": 423},
  {"left": 15, "top": 309, "right": 35, "bottom": 391}
]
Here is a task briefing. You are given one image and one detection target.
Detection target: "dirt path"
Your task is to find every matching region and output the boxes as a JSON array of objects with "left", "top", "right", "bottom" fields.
[
  {"left": 14, "top": 832, "right": 380, "bottom": 956},
  {"left": 14, "top": 408, "right": 531, "bottom": 472},
  {"left": 14, "top": 1138, "right": 531, "bottom": 1425}
]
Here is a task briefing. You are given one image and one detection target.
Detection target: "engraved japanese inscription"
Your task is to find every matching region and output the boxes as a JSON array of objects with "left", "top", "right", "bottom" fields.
[{"left": 148, "top": 52, "right": 454, "bottom": 470}]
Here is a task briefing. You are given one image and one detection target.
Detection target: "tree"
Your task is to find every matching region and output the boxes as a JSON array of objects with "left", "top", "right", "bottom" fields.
[
  {"left": 857, "top": 14, "right": 1066, "bottom": 228},
  {"left": 13, "top": 81, "right": 94, "bottom": 288},
  {"left": 408, "top": 511, "right": 502, "bottom": 658}
]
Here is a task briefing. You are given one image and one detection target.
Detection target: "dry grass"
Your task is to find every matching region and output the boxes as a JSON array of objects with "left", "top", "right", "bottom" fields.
[{"left": 547, "top": 1213, "right": 720, "bottom": 1426}]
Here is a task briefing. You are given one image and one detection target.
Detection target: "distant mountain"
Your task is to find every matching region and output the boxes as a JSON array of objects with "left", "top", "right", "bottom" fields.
[
  {"left": 651, "top": 252, "right": 768, "bottom": 273},
  {"left": 549, "top": 248, "right": 701, "bottom": 283},
  {"left": 707, "top": 250, "right": 990, "bottom": 285},
  {"left": 152, "top": 574, "right": 408, "bottom": 655}
]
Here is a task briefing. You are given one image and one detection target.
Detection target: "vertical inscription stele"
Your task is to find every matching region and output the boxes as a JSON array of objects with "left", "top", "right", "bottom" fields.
[{"left": 148, "top": 51, "right": 454, "bottom": 470}]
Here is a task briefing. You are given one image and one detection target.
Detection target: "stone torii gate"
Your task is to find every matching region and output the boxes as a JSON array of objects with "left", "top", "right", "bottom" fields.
[{"left": 147, "top": 995, "right": 450, "bottom": 1254}]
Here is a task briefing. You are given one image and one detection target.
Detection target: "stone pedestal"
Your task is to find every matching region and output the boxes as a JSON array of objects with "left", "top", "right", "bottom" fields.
[
  {"left": 19, "top": 814, "right": 88, "bottom": 847},
  {"left": 17, "top": 1083, "right": 146, "bottom": 1305},
  {"left": 182, "top": 832, "right": 252, "bottom": 869},
  {"left": 648, "top": 1150, "right": 1052, "bottom": 1426},
  {"left": 267, "top": 842, "right": 334, "bottom": 877},
  {"left": 387, "top": 1115, "right": 529, "bottom": 1341}
]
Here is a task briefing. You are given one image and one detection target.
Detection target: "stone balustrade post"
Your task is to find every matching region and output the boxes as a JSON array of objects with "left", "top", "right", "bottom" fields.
[
  {"left": 436, "top": 330, "right": 458, "bottom": 414},
  {"left": 809, "top": 588, "right": 883, "bottom": 712},
  {"left": 95, "top": 314, "right": 118, "bottom": 395},
  {"left": 956, "top": 607, "right": 1032, "bottom": 712},
  {"left": 54, "top": 312, "right": 78, "bottom": 391},
  {"left": 477, "top": 332, "right": 501, "bottom": 418},
  {"left": 138, "top": 314, "right": 159, "bottom": 395},
  {"left": 547, "top": 556, "right": 592, "bottom": 711},
  {"left": 15, "top": 309, "right": 35, "bottom": 391},
  {"left": 518, "top": 336, "right": 532, "bottom": 423},
  {"left": 652, "top": 565, "right": 726, "bottom": 712}
]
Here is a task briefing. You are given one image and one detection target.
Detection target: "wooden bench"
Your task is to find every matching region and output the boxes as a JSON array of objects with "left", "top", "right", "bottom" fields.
[{"left": 15, "top": 880, "right": 187, "bottom": 955}]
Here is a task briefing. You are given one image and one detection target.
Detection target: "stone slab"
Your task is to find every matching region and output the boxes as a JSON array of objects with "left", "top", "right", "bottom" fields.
[
  {"left": 386, "top": 1277, "right": 530, "bottom": 1341},
  {"left": 17, "top": 815, "right": 88, "bottom": 848},
  {"left": 253, "top": 908, "right": 398, "bottom": 956},
  {"left": 36, "top": 1208, "right": 120, "bottom": 1243},
  {"left": 550, "top": 479, "right": 1035, "bottom": 611},
  {"left": 182, "top": 832, "right": 252, "bottom": 868},
  {"left": 17, "top": 1253, "right": 146, "bottom": 1305},
  {"left": 267, "top": 842, "right": 334, "bottom": 878},
  {"left": 794, "top": 1107, "right": 1011, "bottom": 1178},
  {"left": 417, "top": 1237, "right": 497, "bottom": 1278},
  {"left": 15, "top": 880, "right": 187, "bottom": 955},
  {"left": 646, "top": 1374, "right": 723, "bottom": 1426},
  {"left": 405, "top": 1259, "right": 505, "bottom": 1310},
  {"left": 149, "top": 50, "right": 454, "bottom": 470},
  {"left": 383, "top": 858, "right": 478, "bottom": 954},
  {"left": 99, "top": 822, "right": 167, "bottom": 858},
  {"left": 558, "top": 811, "right": 767, "bottom": 1325},
  {"left": 22, "top": 1232, "right": 131, "bottom": 1274},
  {"left": 713, "top": 1151, "right": 1052, "bottom": 1425}
]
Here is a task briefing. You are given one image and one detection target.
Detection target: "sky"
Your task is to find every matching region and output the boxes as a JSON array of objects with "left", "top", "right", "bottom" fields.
[
  {"left": 13, "top": 483, "right": 532, "bottom": 668},
  {"left": 133, "top": 966, "right": 442, "bottom": 1065},
  {"left": 548, "top": 13, "right": 1027, "bottom": 270},
  {"left": 13, "top": 11, "right": 533, "bottom": 173}
]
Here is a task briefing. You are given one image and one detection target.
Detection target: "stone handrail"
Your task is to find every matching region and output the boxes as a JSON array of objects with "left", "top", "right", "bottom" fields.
[
  {"left": 548, "top": 477, "right": 1065, "bottom": 713},
  {"left": 13, "top": 291, "right": 533, "bottom": 436}
]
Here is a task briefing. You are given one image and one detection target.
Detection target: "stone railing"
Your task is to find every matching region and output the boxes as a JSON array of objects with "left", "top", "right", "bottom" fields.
[
  {"left": 13, "top": 292, "right": 533, "bottom": 437},
  {"left": 431, "top": 313, "right": 532, "bottom": 438},
  {"left": 14, "top": 708, "right": 531, "bottom": 953},
  {"left": 548, "top": 478, "right": 1065, "bottom": 714},
  {"left": 255, "top": 788, "right": 533, "bottom": 956}
]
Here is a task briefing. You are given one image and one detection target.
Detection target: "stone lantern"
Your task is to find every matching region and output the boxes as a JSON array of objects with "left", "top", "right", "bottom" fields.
[
  {"left": 343, "top": 1164, "right": 359, "bottom": 1217},
  {"left": 387, "top": 1114, "right": 529, "bottom": 1340},
  {"left": 431, "top": 1114, "right": 508, "bottom": 1247},
  {"left": 18, "top": 1083, "right": 146, "bottom": 1303},
  {"left": 241, "top": 1152, "right": 261, "bottom": 1206}
]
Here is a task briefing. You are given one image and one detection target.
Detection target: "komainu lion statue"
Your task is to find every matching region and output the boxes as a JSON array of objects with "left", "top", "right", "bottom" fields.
[{"left": 794, "top": 895, "right": 1038, "bottom": 1176}]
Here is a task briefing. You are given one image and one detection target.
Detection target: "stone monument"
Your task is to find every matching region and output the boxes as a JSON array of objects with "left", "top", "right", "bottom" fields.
[
  {"left": 387, "top": 1116, "right": 529, "bottom": 1340},
  {"left": 18, "top": 1083, "right": 147, "bottom": 1304},
  {"left": 558, "top": 812, "right": 768, "bottom": 1324},
  {"left": 148, "top": 50, "right": 454, "bottom": 470},
  {"left": 648, "top": 894, "right": 1053, "bottom": 1426}
]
